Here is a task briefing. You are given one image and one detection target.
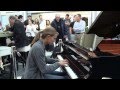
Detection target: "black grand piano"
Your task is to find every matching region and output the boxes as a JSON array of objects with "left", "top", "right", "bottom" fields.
[{"left": 52, "top": 11, "right": 120, "bottom": 79}]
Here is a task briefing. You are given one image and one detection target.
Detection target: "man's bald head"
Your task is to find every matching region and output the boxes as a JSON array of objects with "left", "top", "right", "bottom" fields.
[
  {"left": 55, "top": 14, "right": 60, "bottom": 17},
  {"left": 55, "top": 14, "right": 60, "bottom": 22}
]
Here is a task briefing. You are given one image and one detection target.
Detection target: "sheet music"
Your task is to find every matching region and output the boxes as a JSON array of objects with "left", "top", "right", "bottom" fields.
[
  {"left": 92, "top": 34, "right": 103, "bottom": 50},
  {"left": 77, "top": 34, "right": 103, "bottom": 51}
]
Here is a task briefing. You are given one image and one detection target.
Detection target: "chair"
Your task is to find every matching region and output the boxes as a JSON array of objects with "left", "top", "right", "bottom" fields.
[
  {"left": 16, "top": 45, "right": 31, "bottom": 70},
  {"left": 0, "top": 46, "right": 17, "bottom": 79}
]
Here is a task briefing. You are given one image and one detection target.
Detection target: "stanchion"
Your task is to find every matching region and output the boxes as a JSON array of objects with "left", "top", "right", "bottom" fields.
[{"left": 11, "top": 46, "right": 17, "bottom": 79}]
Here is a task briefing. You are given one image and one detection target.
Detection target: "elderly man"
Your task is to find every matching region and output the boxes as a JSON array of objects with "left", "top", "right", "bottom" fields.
[{"left": 51, "top": 14, "right": 67, "bottom": 43}]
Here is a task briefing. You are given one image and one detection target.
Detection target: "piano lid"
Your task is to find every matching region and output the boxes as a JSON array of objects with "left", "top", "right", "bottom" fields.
[{"left": 87, "top": 11, "right": 120, "bottom": 38}]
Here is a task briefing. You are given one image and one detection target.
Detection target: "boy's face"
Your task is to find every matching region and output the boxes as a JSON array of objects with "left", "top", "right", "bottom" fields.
[
  {"left": 46, "top": 34, "right": 58, "bottom": 44},
  {"left": 28, "top": 16, "right": 32, "bottom": 20}
]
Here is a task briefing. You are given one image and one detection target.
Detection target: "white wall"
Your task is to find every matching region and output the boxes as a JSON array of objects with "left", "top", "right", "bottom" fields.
[
  {"left": 30, "top": 11, "right": 90, "bottom": 23},
  {"left": 88, "top": 11, "right": 101, "bottom": 28},
  {"left": 0, "top": 11, "right": 27, "bottom": 28},
  {"left": 0, "top": 11, "right": 101, "bottom": 29}
]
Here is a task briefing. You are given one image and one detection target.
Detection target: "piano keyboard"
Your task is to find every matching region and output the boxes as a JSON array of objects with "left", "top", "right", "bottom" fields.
[{"left": 57, "top": 55, "right": 78, "bottom": 79}]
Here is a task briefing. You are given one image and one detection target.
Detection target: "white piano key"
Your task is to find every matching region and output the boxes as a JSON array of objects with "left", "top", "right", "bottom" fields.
[
  {"left": 65, "top": 66, "right": 78, "bottom": 79},
  {"left": 57, "top": 55, "right": 78, "bottom": 79},
  {"left": 57, "top": 55, "right": 64, "bottom": 60},
  {"left": 71, "top": 55, "right": 78, "bottom": 60},
  {"left": 57, "top": 55, "right": 68, "bottom": 66}
]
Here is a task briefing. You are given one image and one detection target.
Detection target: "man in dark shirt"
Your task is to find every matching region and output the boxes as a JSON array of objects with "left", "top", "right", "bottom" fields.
[
  {"left": 15, "top": 15, "right": 18, "bottom": 20},
  {"left": 69, "top": 15, "right": 77, "bottom": 34},
  {"left": 64, "top": 14, "right": 71, "bottom": 40},
  {"left": 8, "top": 15, "right": 28, "bottom": 48},
  {"left": 18, "top": 15, "right": 24, "bottom": 23},
  {"left": 51, "top": 14, "right": 67, "bottom": 43},
  {"left": 56, "top": 20, "right": 63, "bottom": 39}
]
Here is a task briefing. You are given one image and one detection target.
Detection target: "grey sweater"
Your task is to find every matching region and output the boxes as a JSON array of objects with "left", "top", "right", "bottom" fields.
[{"left": 23, "top": 40, "right": 60, "bottom": 79}]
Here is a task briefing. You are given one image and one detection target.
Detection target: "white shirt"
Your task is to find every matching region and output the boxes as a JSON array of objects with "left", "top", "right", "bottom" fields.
[
  {"left": 73, "top": 19, "right": 86, "bottom": 33},
  {"left": 26, "top": 24, "right": 38, "bottom": 37},
  {"left": 34, "top": 24, "right": 38, "bottom": 29},
  {"left": 39, "top": 20, "right": 46, "bottom": 31}
]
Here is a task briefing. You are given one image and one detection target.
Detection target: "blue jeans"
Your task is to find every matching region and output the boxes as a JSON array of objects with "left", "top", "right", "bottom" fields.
[{"left": 44, "top": 71, "right": 68, "bottom": 79}]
